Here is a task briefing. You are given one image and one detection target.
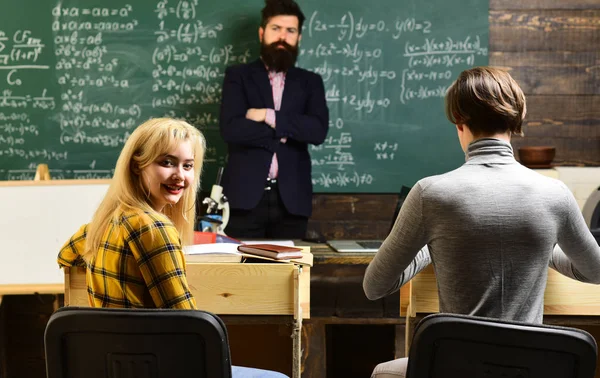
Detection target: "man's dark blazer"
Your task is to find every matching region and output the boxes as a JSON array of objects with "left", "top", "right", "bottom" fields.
[{"left": 219, "top": 59, "right": 329, "bottom": 218}]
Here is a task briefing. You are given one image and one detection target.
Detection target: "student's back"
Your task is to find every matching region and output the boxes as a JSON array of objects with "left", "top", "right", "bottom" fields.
[
  {"left": 365, "top": 66, "right": 600, "bottom": 378},
  {"left": 409, "top": 138, "right": 600, "bottom": 322}
]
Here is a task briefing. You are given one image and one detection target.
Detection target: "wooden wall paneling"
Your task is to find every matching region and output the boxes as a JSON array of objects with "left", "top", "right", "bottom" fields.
[
  {"left": 524, "top": 95, "right": 600, "bottom": 137},
  {"left": 491, "top": 0, "right": 600, "bottom": 10},
  {"left": 311, "top": 194, "right": 398, "bottom": 221},
  {"left": 308, "top": 220, "right": 395, "bottom": 240},
  {"left": 490, "top": 10, "right": 600, "bottom": 51},
  {"left": 512, "top": 94, "right": 600, "bottom": 165},
  {"left": 309, "top": 194, "right": 400, "bottom": 239},
  {"left": 490, "top": 52, "right": 600, "bottom": 95},
  {"left": 490, "top": 3, "right": 600, "bottom": 166},
  {"left": 522, "top": 123, "right": 600, "bottom": 139}
]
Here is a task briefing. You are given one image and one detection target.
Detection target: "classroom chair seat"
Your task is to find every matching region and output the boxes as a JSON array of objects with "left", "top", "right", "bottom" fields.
[
  {"left": 406, "top": 313, "right": 597, "bottom": 378},
  {"left": 44, "top": 306, "right": 232, "bottom": 378}
]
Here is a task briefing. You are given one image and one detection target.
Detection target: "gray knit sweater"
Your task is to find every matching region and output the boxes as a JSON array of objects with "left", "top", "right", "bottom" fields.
[{"left": 363, "top": 138, "right": 600, "bottom": 323}]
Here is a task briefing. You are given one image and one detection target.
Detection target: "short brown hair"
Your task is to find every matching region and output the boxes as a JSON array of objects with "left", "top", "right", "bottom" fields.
[{"left": 445, "top": 67, "right": 526, "bottom": 137}]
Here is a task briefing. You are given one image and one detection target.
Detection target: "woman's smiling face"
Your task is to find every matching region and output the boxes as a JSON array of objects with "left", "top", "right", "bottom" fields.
[{"left": 141, "top": 140, "right": 195, "bottom": 212}]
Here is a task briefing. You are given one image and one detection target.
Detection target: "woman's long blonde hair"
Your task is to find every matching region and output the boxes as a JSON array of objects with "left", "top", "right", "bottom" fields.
[{"left": 83, "top": 118, "right": 206, "bottom": 262}]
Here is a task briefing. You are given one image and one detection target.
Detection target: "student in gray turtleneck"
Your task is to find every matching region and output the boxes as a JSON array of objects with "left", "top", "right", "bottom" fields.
[{"left": 364, "top": 67, "right": 600, "bottom": 378}]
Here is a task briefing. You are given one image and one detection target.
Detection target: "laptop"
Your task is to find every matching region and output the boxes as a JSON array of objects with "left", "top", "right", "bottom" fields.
[
  {"left": 327, "top": 239, "right": 384, "bottom": 252},
  {"left": 327, "top": 186, "right": 411, "bottom": 253}
]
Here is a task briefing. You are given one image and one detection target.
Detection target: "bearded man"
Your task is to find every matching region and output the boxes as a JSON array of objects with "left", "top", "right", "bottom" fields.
[{"left": 219, "top": 0, "right": 329, "bottom": 239}]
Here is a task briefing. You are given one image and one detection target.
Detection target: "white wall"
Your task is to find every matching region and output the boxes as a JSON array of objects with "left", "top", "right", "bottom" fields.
[
  {"left": 535, "top": 167, "right": 600, "bottom": 210},
  {"left": 0, "top": 180, "right": 109, "bottom": 287}
]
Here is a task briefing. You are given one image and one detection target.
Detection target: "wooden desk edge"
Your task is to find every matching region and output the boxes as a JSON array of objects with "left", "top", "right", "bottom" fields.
[
  {"left": 400, "top": 267, "right": 600, "bottom": 318},
  {"left": 0, "top": 284, "right": 64, "bottom": 295},
  {"left": 64, "top": 264, "right": 311, "bottom": 319}
]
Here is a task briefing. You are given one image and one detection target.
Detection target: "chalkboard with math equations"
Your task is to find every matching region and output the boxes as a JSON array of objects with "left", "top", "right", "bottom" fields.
[{"left": 0, "top": 0, "right": 488, "bottom": 192}]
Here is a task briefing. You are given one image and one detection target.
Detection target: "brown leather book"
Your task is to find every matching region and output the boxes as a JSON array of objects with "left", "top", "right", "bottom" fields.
[{"left": 237, "top": 244, "right": 303, "bottom": 260}]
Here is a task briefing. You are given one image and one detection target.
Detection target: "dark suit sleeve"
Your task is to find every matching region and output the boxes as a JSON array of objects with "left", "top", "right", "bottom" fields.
[
  {"left": 274, "top": 73, "right": 329, "bottom": 145},
  {"left": 219, "top": 66, "right": 279, "bottom": 151}
]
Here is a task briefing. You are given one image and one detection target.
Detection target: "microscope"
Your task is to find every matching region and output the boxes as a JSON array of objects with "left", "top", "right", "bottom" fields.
[{"left": 200, "top": 167, "right": 230, "bottom": 235}]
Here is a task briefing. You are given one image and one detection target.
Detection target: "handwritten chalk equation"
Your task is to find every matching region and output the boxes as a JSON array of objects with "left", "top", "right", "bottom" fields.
[
  {"left": 312, "top": 171, "right": 374, "bottom": 188},
  {"left": 0, "top": 89, "right": 55, "bottom": 110},
  {"left": 308, "top": 11, "right": 432, "bottom": 42},
  {"left": 59, "top": 130, "right": 131, "bottom": 147},
  {"left": 300, "top": 42, "right": 382, "bottom": 63},
  {"left": 0, "top": 148, "right": 68, "bottom": 161},
  {"left": 152, "top": 44, "right": 250, "bottom": 66}
]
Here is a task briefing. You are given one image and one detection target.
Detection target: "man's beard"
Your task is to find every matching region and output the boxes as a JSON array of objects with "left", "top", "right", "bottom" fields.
[{"left": 260, "top": 40, "right": 298, "bottom": 73}]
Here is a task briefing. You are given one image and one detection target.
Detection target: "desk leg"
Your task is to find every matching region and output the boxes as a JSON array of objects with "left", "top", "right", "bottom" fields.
[
  {"left": 404, "top": 281, "right": 415, "bottom": 354},
  {"left": 293, "top": 317, "right": 302, "bottom": 378},
  {"left": 293, "top": 267, "right": 303, "bottom": 378},
  {"left": 405, "top": 314, "right": 412, "bottom": 353},
  {"left": 301, "top": 320, "right": 326, "bottom": 378},
  {"left": 52, "top": 295, "right": 60, "bottom": 312},
  {"left": 395, "top": 324, "right": 406, "bottom": 358}
]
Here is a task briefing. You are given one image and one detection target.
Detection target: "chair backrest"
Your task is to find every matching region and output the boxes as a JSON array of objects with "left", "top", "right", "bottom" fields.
[
  {"left": 44, "top": 306, "right": 232, "bottom": 378},
  {"left": 407, "top": 313, "right": 598, "bottom": 378}
]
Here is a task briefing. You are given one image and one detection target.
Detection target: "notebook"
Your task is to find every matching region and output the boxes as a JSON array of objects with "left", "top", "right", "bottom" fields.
[
  {"left": 237, "top": 244, "right": 303, "bottom": 260},
  {"left": 327, "top": 186, "right": 411, "bottom": 253}
]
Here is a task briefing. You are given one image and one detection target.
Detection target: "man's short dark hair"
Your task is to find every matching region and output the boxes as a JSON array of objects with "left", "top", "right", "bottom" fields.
[{"left": 261, "top": 0, "right": 305, "bottom": 33}]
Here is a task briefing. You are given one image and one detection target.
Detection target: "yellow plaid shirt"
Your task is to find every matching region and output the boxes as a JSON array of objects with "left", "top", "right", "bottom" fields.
[{"left": 58, "top": 206, "right": 197, "bottom": 309}]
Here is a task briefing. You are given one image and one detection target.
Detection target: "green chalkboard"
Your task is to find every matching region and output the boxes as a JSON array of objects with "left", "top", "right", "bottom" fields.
[{"left": 0, "top": 0, "right": 488, "bottom": 192}]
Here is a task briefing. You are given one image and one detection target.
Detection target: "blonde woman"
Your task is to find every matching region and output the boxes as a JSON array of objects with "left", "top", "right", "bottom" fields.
[
  {"left": 58, "top": 118, "right": 288, "bottom": 378},
  {"left": 59, "top": 118, "right": 202, "bottom": 308}
]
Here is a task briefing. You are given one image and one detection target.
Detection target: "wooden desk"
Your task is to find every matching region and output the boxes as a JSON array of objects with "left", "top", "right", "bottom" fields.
[
  {"left": 307, "top": 242, "right": 376, "bottom": 265},
  {"left": 0, "top": 285, "right": 64, "bottom": 314},
  {"left": 64, "top": 258, "right": 311, "bottom": 378},
  {"left": 299, "top": 243, "right": 404, "bottom": 378},
  {"left": 0, "top": 284, "right": 64, "bottom": 305},
  {"left": 400, "top": 265, "right": 600, "bottom": 352},
  {"left": 303, "top": 243, "right": 600, "bottom": 378}
]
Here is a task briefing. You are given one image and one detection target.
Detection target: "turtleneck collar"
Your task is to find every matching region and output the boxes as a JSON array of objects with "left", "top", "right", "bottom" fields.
[{"left": 464, "top": 138, "right": 516, "bottom": 165}]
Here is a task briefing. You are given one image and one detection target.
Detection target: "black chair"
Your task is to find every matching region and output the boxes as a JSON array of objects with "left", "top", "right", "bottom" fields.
[
  {"left": 44, "top": 306, "right": 232, "bottom": 378},
  {"left": 407, "top": 313, "right": 597, "bottom": 378}
]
